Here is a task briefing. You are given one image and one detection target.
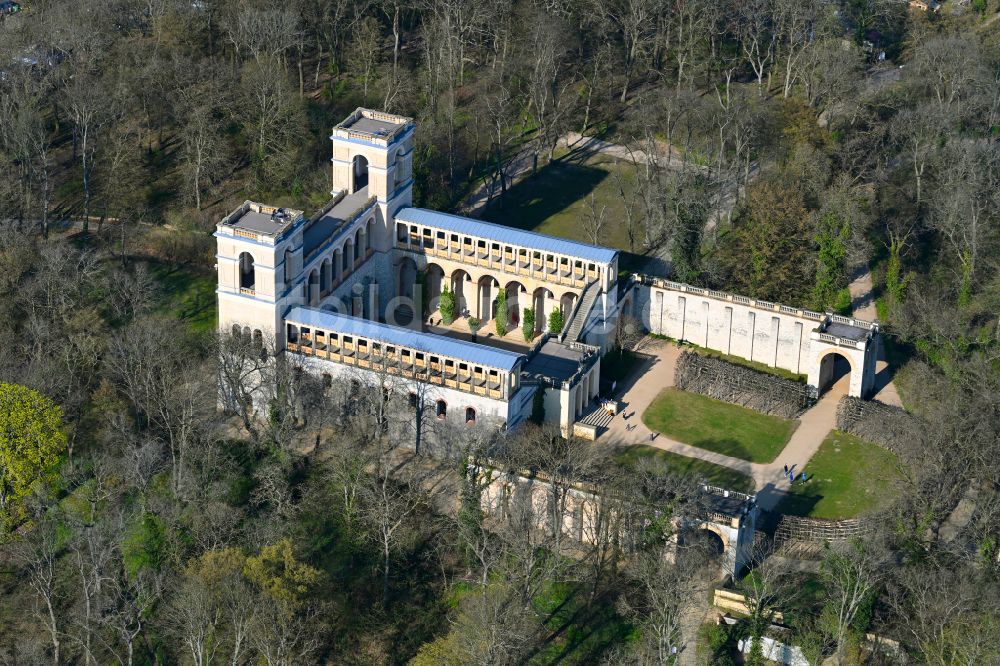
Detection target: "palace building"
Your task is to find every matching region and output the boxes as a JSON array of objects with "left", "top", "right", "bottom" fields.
[{"left": 216, "top": 108, "right": 881, "bottom": 439}]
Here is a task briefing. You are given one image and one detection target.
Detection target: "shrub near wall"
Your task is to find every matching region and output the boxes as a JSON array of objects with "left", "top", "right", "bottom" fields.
[
  {"left": 836, "top": 396, "right": 925, "bottom": 454},
  {"left": 674, "top": 351, "right": 815, "bottom": 419}
]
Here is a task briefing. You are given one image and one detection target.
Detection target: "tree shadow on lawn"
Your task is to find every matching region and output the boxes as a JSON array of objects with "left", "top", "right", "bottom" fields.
[
  {"left": 773, "top": 488, "right": 825, "bottom": 518},
  {"left": 147, "top": 259, "right": 217, "bottom": 329},
  {"left": 526, "top": 583, "right": 633, "bottom": 665},
  {"left": 688, "top": 437, "right": 758, "bottom": 463},
  {"left": 480, "top": 160, "right": 608, "bottom": 235}
]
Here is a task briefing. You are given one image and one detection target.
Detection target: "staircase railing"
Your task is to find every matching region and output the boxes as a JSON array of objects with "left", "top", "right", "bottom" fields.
[{"left": 560, "top": 279, "right": 602, "bottom": 342}]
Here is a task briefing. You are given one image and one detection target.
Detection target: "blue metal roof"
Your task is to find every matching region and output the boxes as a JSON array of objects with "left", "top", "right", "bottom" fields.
[
  {"left": 285, "top": 307, "right": 524, "bottom": 372},
  {"left": 394, "top": 208, "right": 619, "bottom": 265}
]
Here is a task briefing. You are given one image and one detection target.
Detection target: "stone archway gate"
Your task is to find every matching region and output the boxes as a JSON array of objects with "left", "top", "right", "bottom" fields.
[{"left": 632, "top": 275, "right": 879, "bottom": 398}]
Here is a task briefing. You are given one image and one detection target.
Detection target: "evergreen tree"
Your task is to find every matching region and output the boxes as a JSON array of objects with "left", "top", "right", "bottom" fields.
[
  {"left": 439, "top": 285, "right": 456, "bottom": 324},
  {"left": 522, "top": 308, "right": 535, "bottom": 341},
  {"left": 495, "top": 289, "right": 507, "bottom": 337}
]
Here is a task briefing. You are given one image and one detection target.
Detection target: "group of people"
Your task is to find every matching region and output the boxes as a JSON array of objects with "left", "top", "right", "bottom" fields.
[{"left": 783, "top": 464, "right": 808, "bottom": 484}]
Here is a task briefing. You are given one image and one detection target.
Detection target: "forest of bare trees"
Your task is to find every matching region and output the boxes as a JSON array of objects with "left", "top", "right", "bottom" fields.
[{"left": 0, "top": 0, "right": 999, "bottom": 664}]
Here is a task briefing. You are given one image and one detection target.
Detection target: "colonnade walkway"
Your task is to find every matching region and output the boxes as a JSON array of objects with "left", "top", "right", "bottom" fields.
[{"left": 599, "top": 338, "right": 847, "bottom": 511}]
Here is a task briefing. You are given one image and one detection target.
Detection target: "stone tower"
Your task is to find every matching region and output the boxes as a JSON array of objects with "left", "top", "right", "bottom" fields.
[
  {"left": 330, "top": 108, "right": 414, "bottom": 252},
  {"left": 215, "top": 202, "right": 306, "bottom": 347}
]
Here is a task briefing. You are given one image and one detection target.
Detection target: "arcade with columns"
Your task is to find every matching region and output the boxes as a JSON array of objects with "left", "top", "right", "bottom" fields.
[{"left": 215, "top": 107, "right": 881, "bottom": 440}]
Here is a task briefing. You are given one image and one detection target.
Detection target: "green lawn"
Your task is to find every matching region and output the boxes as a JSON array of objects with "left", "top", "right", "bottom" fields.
[
  {"left": 642, "top": 388, "right": 798, "bottom": 464},
  {"left": 148, "top": 261, "right": 217, "bottom": 335},
  {"left": 615, "top": 444, "right": 754, "bottom": 494},
  {"left": 481, "top": 153, "right": 639, "bottom": 252},
  {"left": 777, "top": 431, "right": 902, "bottom": 520}
]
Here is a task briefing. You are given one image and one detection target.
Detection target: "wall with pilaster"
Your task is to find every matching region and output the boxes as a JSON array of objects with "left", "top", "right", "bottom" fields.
[{"left": 639, "top": 284, "right": 816, "bottom": 376}]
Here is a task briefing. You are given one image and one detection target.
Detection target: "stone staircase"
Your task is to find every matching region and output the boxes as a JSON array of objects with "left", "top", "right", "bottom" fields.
[
  {"left": 578, "top": 404, "right": 613, "bottom": 429},
  {"left": 561, "top": 280, "right": 602, "bottom": 342}
]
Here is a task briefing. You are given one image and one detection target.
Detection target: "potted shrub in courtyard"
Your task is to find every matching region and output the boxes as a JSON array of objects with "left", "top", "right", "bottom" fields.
[
  {"left": 439, "top": 285, "right": 456, "bottom": 325},
  {"left": 522, "top": 308, "right": 535, "bottom": 342},
  {"left": 495, "top": 290, "right": 507, "bottom": 337},
  {"left": 468, "top": 317, "right": 481, "bottom": 341},
  {"left": 548, "top": 308, "right": 564, "bottom": 334}
]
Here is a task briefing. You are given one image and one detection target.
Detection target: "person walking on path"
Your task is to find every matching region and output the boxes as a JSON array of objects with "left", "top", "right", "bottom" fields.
[{"left": 783, "top": 464, "right": 788, "bottom": 474}]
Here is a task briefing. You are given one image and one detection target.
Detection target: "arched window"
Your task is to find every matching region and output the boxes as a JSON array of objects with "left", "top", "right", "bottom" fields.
[
  {"left": 436, "top": 400, "right": 447, "bottom": 419},
  {"left": 465, "top": 407, "right": 476, "bottom": 425},
  {"left": 238, "top": 252, "right": 255, "bottom": 290},
  {"left": 322, "top": 373, "right": 332, "bottom": 390},
  {"left": 232, "top": 324, "right": 241, "bottom": 338},
  {"left": 408, "top": 392, "right": 418, "bottom": 408},
  {"left": 352, "top": 155, "right": 369, "bottom": 192}
]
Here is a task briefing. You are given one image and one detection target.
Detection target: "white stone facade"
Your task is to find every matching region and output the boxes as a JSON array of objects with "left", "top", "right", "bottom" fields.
[
  {"left": 216, "top": 108, "right": 882, "bottom": 442},
  {"left": 632, "top": 277, "right": 878, "bottom": 399}
]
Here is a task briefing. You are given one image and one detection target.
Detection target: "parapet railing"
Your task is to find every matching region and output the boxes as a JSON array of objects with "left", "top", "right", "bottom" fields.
[
  {"left": 701, "top": 484, "right": 755, "bottom": 503},
  {"left": 397, "top": 238, "right": 601, "bottom": 289},
  {"left": 816, "top": 332, "right": 863, "bottom": 349},
  {"left": 828, "top": 312, "right": 876, "bottom": 330},
  {"left": 635, "top": 273, "right": 880, "bottom": 350},
  {"left": 634, "top": 273, "right": 827, "bottom": 322},
  {"left": 220, "top": 201, "right": 251, "bottom": 228}
]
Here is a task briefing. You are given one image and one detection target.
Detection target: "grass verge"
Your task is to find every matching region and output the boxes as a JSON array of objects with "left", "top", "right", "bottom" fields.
[
  {"left": 481, "top": 154, "right": 639, "bottom": 252},
  {"left": 615, "top": 445, "right": 754, "bottom": 493},
  {"left": 649, "top": 335, "right": 807, "bottom": 382},
  {"left": 776, "top": 430, "right": 902, "bottom": 520},
  {"left": 148, "top": 260, "right": 217, "bottom": 335},
  {"left": 641, "top": 388, "right": 797, "bottom": 464}
]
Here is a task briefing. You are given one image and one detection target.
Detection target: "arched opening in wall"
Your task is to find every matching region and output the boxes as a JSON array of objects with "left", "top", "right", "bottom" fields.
[
  {"left": 425, "top": 264, "right": 444, "bottom": 315},
  {"left": 352, "top": 155, "right": 369, "bottom": 193},
  {"left": 308, "top": 269, "right": 319, "bottom": 306},
  {"left": 397, "top": 256, "right": 418, "bottom": 300},
  {"left": 320, "top": 258, "right": 332, "bottom": 294},
  {"left": 450, "top": 269, "right": 471, "bottom": 316},
  {"left": 354, "top": 228, "right": 364, "bottom": 259},
  {"left": 436, "top": 399, "right": 447, "bottom": 419},
  {"left": 688, "top": 527, "right": 726, "bottom": 560},
  {"left": 334, "top": 248, "right": 344, "bottom": 282},
  {"left": 366, "top": 218, "right": 376, "bottom": 253},
  {"left": 477, "top": 275, "right": 500, "bottom": 322},
  {"left": 343, "top": 239, "right": 355, "bottom": 272},
  {"left": 465, "top": 407, "right": 476, "bottom": 425},
  {"left": 817, "top": 351, "right": 852, "bottom": 395},
  {"left": 560, "top": 292, "right": 577, "bottom": 316},
  {"left": 533, "top": 287, "right": 554, "bottom": 333},
  {"left": 504, "top": 281, "right": 525, "bottom": 329},
  {"left": 238, "top": 252, "right": 255, "bottom": 290},
  {"left": 392, "top": 256, "right": 418, "bottom": 326}
]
